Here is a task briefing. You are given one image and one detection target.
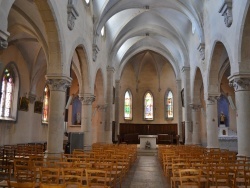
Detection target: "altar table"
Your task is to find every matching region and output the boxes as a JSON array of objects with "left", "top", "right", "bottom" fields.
[{"left": 138, "top": 135, "right": 158, "bottom": 149}]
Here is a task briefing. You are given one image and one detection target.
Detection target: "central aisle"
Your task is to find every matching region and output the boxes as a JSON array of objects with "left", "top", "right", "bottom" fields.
[{"left": 121, "top": 155, "right": 170, "bottom": 188}]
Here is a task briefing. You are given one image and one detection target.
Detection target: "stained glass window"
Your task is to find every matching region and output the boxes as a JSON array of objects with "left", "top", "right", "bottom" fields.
[
  {"left": 144, "top": 92, "right": 153, "bottom": 120},
  {"left": 0, "top": 68, "right": 14, "bottom": 118},
  {"left": 124, "top": 90, "right": 132, "bottom": 120},
  {"left": 166, "top": 90, "right": 173, "bottom": 119},
  {"left": 42, "top": 85, "right": 50, "bottom": 123}
]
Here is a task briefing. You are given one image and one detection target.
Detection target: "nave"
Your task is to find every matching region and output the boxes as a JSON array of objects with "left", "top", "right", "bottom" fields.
[{"left": 121, "top": 155, "right": 168, "bottom": 188}]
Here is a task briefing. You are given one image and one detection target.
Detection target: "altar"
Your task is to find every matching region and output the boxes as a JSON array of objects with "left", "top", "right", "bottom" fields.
[{"left": 138, "top": 135, "right": 158, "bottom": 149}]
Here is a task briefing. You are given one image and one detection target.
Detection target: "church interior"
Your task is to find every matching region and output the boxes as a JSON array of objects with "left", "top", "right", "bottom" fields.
[{"left": 0, "top": 0, "right": 250, "bottom": 187}]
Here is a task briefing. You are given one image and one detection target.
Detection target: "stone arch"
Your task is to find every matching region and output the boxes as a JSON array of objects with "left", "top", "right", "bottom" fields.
[
  {"left": 34, "top": 0, "right": 63, "bottom": 75},
  {"left": 117, "top": 47, "right": 181, "bottom": 81},
  {"left": 239, "top": 4, "right": 250, "bottom": 73},
  {"left": 92, "top": 69, "right": 105, "bottom": 143},
  {"left": 68, "top": 38, "right": 91, "bottom": 94},
  {"left": 192, "top": 67, "right": 203, "bottom": 105},
  {"left": 207, "top": 41, "right": 229, "bottom": 96}
]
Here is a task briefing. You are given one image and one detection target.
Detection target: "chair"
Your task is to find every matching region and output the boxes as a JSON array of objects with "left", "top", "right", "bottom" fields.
[
  {"left": 15, "top": 165, "right": 36, "bottom": 182},
  {"left": 62, "top": 167, "right": 84, "bottom": 187},
  {"left": 7, "top": 181, "right": 35, "bottom": 188},
  {"left": 40, "top": 167, "right": 61, "bottom": 184},
  {"left": 179, "top": 169, "right": 201, "bottom": 188},
  {"left": 85, "top": 169, "right": 111, "bottom": 188},
  {"left": 0, "top": 165, "right": 11, "bottom": 187},
  {"left": 39, "top": 184, "right": 66, "bottom": 188},
  {"left": 209, "top": 168, "right": 231, "bottom": 188}
]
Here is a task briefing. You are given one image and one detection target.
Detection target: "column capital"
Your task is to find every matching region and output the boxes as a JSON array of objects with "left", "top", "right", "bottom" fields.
[
  {"left": 0, "top": 30, "right": 9, "bottom": 49},
  {"left": 46, "top": 75, "right": 72, "bottom": 92},
  {"left": 229, "top": 74, "right": 250, "bottom": 91},
  {"left": 181, "top": 66, "right": 190, "bottom": 72},
  {"left": 107, "top": 66, "right": 115, "bottom": 72},
  {"left": 207, "top": 95, "right": 220, "bottom": 105},
  {"left": 96, "top": 104, "right": 108, "bottom": 111},
  {"left": 189, "top": 104, "right": 202, "bottom": 111},
  {"left": 197, "top": 43, "right": 205, "bottom": 60},
  {"left": 79, "top": 93, "right": 95, "bottom": 105}
]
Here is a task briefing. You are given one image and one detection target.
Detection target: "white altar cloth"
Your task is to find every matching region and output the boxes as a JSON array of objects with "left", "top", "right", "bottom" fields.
[{"left": 138, "top": 135, "right": 158, "bottom": 149}]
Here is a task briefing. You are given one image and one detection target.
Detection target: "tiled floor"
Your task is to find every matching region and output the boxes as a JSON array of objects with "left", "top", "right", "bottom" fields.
[{"left": 121, "top": 155, "right": 170, "bottom": 188}]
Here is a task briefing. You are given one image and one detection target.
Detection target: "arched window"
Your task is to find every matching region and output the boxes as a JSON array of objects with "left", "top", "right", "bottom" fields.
[
  {"left": 165, "top": 90, "right": 174, "bottom": 119},
  {"left": 124, "top": 90, "right": 132, "bottom": 120},
  {"left": 42, "top": 85, "right": 50, "bottom": 124},
  {"left": 144, "top": 92, "right": 153, "bottom": 120},
  {"left": 0, "top": 64, "right": 19, "bottom": 121}
]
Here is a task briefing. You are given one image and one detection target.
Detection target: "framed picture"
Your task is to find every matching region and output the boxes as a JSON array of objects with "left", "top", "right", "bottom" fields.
[
  {"left": 19, "top": 97, "right": 29, "bottom": 111},
  {"left": 181, "top": 89, "right": 184, "bottom": 107},
  {"left": 34, "top": 101, "right": 43, "bottom": 114}
]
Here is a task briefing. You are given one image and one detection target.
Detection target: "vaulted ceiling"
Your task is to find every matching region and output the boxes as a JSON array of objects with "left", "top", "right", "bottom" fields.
[{"left": 93, "top": 0, "right": 204, "bottom": 73}]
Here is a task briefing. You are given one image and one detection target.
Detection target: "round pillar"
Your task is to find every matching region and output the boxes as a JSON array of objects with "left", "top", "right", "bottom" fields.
[{"left": 229, "top": 76, "right": 250, "bottom": 157}]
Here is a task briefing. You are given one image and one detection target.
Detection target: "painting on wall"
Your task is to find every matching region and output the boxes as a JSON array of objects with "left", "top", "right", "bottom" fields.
[
  {"left": 19, "top": 97, "right": 29, "bottom": 111},
  {"left": 34, "top": 101, "right": 43, "bottom": 114},
  {"left": 71, "top": 96, "right": 82, "bottom": 125}
]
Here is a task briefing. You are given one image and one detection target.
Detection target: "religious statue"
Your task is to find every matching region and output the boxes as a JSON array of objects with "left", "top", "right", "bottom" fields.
[
  {"left": 145, "top": 141, "right": 151, "bottom": 149},
  {"left": 220, "top": 112, "right": 226, "bottom": 124},
  {"left": 76, "top": 112, "right": 81, "bottom": 125}
]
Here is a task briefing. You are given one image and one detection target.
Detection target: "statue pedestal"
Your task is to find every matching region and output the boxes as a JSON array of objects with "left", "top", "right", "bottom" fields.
[{"left": 218, "top": 124, "right": 228, "bottom": 136}]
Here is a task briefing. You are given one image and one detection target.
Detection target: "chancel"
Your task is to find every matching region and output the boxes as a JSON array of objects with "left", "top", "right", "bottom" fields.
[{"left": 0, "top": 1, "right": 250, "bottom": 187}]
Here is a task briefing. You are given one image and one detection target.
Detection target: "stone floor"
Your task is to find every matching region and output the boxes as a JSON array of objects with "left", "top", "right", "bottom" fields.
[{"left": 121, "top": 155, "right": 170, "bottom": 188}]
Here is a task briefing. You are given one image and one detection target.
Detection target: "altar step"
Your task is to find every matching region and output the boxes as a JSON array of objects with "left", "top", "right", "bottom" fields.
[{"left": 137, "top": 148, "right": 158, "bottom": 156}]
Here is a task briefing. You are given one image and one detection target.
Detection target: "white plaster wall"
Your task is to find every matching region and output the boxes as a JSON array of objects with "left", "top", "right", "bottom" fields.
[{"left": 0, "top": 45, "right": 47, "bottom": 145}]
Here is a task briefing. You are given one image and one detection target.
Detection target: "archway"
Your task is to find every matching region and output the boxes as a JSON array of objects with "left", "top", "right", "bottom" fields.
[{"left": 92, "top": 69, "right": 105, "bottom": 143}]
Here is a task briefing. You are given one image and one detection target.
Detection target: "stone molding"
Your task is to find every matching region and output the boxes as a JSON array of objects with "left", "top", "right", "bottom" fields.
[
  {"left": 67, "top": 0, "right": 79, "bottom": 30},
  {"left": 96, "top": 104, "right": 108, "bottom": 111},
  {"left": 79, "top": 93, "right": 95, "bottom": 105},
  {"left": 0, "top": 30, "right": 9, "bottom": 49},
  {"left": 181, "top": 66, "right": 190, "bottom": 73},
  {"left": 229, "top": 77, "right": 250, "bottom": 91},
  {"left": 107, "top": 66, "right": 115, "bottom": 72},
  {"left": 197, "top": 43, "right": 205, "bottom": 60},
  {"left": 92, "top": 44, "right": 100, "bottom": 62},
  {"left": 189, "top": 104, "right": 202, "bottom": 111},
  {"left": 28, "top": 92, "right": 36, "bottom": 104},
  {"left": 46, "top": 75, "right": 72, "bottom": 92},
  {"left": 0, "top": 38, "right": 8, "bottom": 49},
  {"left": 219, "top": 0, "right": 232, "bottom": 27},
  {"left": 207, "top": 96, "right": 220, "bottom": 105}
]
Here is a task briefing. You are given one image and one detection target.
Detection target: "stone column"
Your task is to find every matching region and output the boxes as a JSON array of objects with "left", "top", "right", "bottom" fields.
[
  {"left": 190, "top": 104, "right": 202, "bottom": 145},
  {"left": 98, "top": 104, "right": 108, "bottom": 142},
  {"left": 229, "top": 75, "right": 250, "bottom": 157},
  {"left": 105, "top": 66, "right": 115, "bottom": 143},
  {"left": 45, "top": 75, "right": 72, "bottom": 157},
  {"left": 114, "top": 80, "right": 120, "bottom": 141},
  {"left": 79, "top": 93, "right": 95, "bottom": 147},
  {"left": 206, "top": 96, "right": 219, "bottom": 148},
  {"left": 176, "top": 79, "right": 183, "bottom": 142},
  {"left": 182, "top": 67, "right": 192, "bottom": 144}
]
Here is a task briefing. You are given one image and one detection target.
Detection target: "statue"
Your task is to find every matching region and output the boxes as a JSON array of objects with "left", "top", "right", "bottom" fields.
[
  {"left": 220, "top": 112, "right": 226, "bottom": 124},
  {"left": 76, "top": 112, "right": 81, "bottom": 125},
  {"left": 145, "top": 141, "right": 151, "bottom": 149}
]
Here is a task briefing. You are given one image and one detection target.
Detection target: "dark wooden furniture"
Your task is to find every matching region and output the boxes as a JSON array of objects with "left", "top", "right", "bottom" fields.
[{"left": 119, "top": 123, "right": 178, "bottom": 144}]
